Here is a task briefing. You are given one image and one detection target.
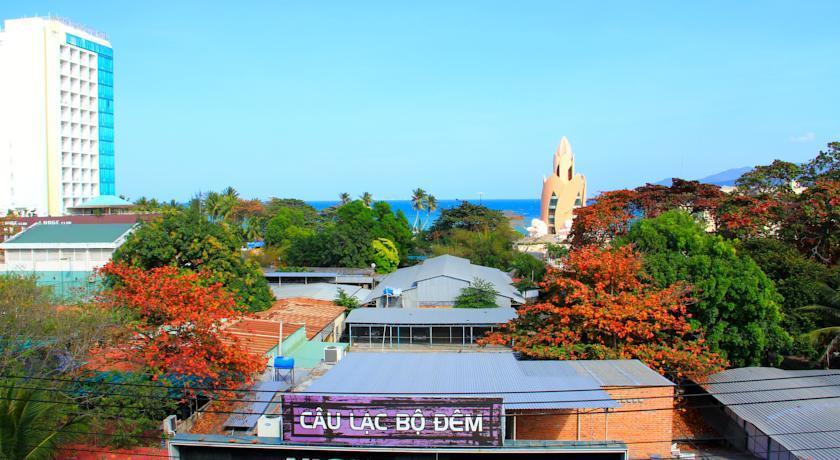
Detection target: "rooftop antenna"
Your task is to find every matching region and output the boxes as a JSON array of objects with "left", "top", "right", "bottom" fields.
[{"left": 478, "top": 192, "right": 484, "bottom": 204}]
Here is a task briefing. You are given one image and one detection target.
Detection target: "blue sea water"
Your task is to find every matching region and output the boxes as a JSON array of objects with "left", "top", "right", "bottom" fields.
[{"left": 306, "top": 199, "right": 541, "bottom": 232}]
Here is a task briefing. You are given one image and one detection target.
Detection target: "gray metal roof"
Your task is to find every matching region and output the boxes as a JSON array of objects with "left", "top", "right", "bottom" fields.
[
  {"left": 518, "top": 360, "right": 675, "bottom": 387},
  {"left": 270, "top": 283, "right": 371, "bottom": 302},
  {"left": 345, "top": 307, "right": 517, "bottom": 325},
  {"left": 304, "top": 352, "right": 621, "bottom": 410},
  {"left": 362, "top": 255, "right": 525, "bottom": 304},
  {"left": 704, "top": 367, "right": 840, "bottom": 460}
]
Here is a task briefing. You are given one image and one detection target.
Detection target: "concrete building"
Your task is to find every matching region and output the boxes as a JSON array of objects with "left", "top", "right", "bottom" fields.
[
  {"left": 0, "top": 17, "right": 115, "bottom": 216},
  {"left": 0, "top": 223, "right": 133, "bottom": 297},
  {"left": 362, "top": 254, "right": 525, "bottom": 308},
  {"left": 170, "top": 352, "right": 675, "bottom": 459},
  {"left": 538, "top": 137, "right": 587, "bottom": 236}
]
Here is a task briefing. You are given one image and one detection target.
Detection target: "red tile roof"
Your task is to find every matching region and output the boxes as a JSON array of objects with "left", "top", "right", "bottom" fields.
[
  {"left": 256, "top": 298, "right": 345, "bottom": 340},
  {"left": 223, "top": 318, "right": 303, "bottom": 356}
]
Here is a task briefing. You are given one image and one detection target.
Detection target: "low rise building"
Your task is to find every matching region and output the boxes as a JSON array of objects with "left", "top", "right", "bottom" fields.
[
  {"left": 702, "top": 367, "right": 840, "bottom": 460},
  {"left": 169, "top": 352, "right": 675, "bottom": 459},
  {"left": 0, "top": 222, "right": 133, "bottom": 297},
  {"left": 362, "top": 254, "right": 525, "bottom": 308},
  {"left": 344, "top": 306, "right": 516, "bottom": 349}
]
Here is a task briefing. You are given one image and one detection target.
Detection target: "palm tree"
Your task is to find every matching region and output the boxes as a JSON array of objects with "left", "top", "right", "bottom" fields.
[
  {"left": 0, "top": 386, "right": 87, "bottom": 460},
  {"left": 797, "top": 282, "right": 840, "bottom": 367},
  {"left": 410, "top": 188, "right": 427, "bottom": 231},
  {"left": 360, "top": 192, "right": 373, "bottom": 208},
  {"left": 423, "top": 194, "right": 438, "bottom": 229},
  {"left": 339, "top": 193, "right": 351, "bottom": 205},
  {"left": 245, "top": 217, "right": 264, "bottom": 242},
  {"left": 203, "top": 191, "right": 221, "bottom": 220}
]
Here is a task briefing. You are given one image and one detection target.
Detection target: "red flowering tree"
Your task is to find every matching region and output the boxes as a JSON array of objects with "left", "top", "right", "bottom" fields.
[
  {"left": 481, "top": 246, "right": 726, "bottom": 379},
  {"left": 98, "top": 263, "right": 265, "bottom": 392},
  {"left": 569, "top": 189, "right": 637, "bottom": 248}
]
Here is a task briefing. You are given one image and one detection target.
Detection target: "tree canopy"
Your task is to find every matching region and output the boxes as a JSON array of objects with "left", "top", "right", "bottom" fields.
[
  {"left": 112, "top": 208, "right": 274, "bottom": 311},
  {"left": 622, "top": 210, "right": 788, "bottom": 367},
  {"left": 482, "top": 245, "right": 725, "bottom": 379}
]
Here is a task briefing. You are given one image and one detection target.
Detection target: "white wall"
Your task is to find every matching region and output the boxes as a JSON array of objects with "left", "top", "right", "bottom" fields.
[{"left": 2, "top": 247, "right": 114, "bottom": 272}]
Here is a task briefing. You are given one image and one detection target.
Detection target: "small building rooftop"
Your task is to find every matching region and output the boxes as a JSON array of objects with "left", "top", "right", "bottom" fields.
[
  {"left": 0, "top": 223, "right": 134, "bottom": 246},
  {"left": 256, "top": 298, "right": 346, "bottom": 340},
  {"left": 270, "top": 283, "right": 370, "bottom": 302},
  {"left": 223, "top": 319, "right": 303, "bottom": 357},
  {"left": 703, "top": 367, "right": 840, "bottom": 460},
  {"left": 304, "top": 352, "right": 624, "bottom": 410},
  {"left": 69, "top": 195, "right": 133, "bottom": 209},
  {"left": 345, "top": 306, "right": 517, "bottom": 325}
]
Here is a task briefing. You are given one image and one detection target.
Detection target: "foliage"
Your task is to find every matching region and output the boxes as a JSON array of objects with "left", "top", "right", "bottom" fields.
[
  {"left": 623, "top": 210, "right": 789, "bottom": 367},
  {"left": 426, "top": 201, "right": 508, "bottom": 239},
  {"left": 0, "top": 385, "right": 88, "bottom": 460},
  {"left": 410, "top": 188, "right": 427, "bottom": 231},
  {"left": 509, "top": 252, "right": 546, "bottom": 291},
  {"left": 431, "top": 228, "right": 519, "bottom": 270},
  {"left": 795, "top": 277, "right": 840, "bottom": 366},
  {"left": 334, "top": 288, "right": 361, "bottom": 312},
  {"left": 736, "top": 159, "right": 803, "bottom": 196},
  {"left": 0, "top": 274, "right": 123, "bottom": 377},
  {"left": 98, "top": 264, "right": 265, "bottom": 393},
  {"left": 371, "top": 238, "right": 399, "bottom": 274},
  {"left": 264, "top": 207, "right": 315, "bottom": 248},
  {"left": 569, "top": 189, "right": 637, "bottom": 248},
  {"left": 633, "top": 179, "right": 724, "bottom": 219},
  {"left": 454, "top": 278, "right": 499, "bottom": 308},
  {"left": 545, "top": 243, "right": 569, "bottom": 260},
  {"left": 112, "top": 208, "right": 274, "bottom": 312},
  {"left": 73, "top": 372, "right": 175, "bottom": 448},
  {"left": 287, "top": 200, "right": 413, "bottom": 269},
  {"left": 482, "top": 245, "right": 726, "bottom": 379}
]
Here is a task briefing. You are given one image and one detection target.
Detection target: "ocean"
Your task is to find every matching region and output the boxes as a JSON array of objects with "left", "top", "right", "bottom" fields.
[{"left": 306, "top": 199, "right": 542, "bottom": 233}]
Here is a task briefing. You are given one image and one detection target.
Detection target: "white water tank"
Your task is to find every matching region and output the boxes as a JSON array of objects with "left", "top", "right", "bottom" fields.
[
  {"left": 324, "top": 346, "right": 342, "bottom": 364},
  {"left": 257, "top": 414, "right": 281, "bottom": 437}
]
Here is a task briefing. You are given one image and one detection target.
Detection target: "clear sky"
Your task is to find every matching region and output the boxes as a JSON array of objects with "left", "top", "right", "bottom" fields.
[{"left": 3, "top": 1, "right": 839, "bottom": 201}]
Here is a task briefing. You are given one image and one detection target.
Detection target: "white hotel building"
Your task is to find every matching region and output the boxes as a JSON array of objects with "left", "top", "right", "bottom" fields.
[{"left": 0, "top": 17, "right": 115, "bottom": 217}]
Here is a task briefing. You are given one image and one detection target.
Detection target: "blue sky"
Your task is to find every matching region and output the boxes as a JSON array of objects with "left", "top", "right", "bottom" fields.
[{"left": 4, "top": 1, "right": 839, "bottom": 201}]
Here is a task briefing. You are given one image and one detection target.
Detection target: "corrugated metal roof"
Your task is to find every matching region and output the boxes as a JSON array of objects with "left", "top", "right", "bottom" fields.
[
  {"left": 270, "top": 283, "right": 370, "bottom": 302},
  {"left": 362, "top": 255, "right": 525, "bottom": 304},
  {"left": 1, "top": 223, "right": 134, "bottom": 245},
  {"left": 519, "top": 359, "right": 675, "bottom": 387},
  {"left": 264, "top": 272, "right": 338, "bottom": 278},
  {"left": 304, "top": 352, "right": 620, "bottom": 410},
  {"left": 704, "top": 367, "right": 840, "bottom": 460},
  {"left": 345, "top": 307, "right": 517, "bottom": 325}
]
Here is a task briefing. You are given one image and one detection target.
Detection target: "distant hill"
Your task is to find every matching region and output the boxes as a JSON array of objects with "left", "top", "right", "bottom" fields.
[{"left": 655, "top": 166, "right": 752, "bottom": 187}]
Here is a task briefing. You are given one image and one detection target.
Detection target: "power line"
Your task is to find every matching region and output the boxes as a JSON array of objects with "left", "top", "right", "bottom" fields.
[
  {"left": 0, "top": 392, "right": 838, "bottom": 419},
  {"left": 2, "top": 370, "right": 838, "bottom": 396},
  {"left": 1, "top": 379, "right": 838, "bottom": 409}
]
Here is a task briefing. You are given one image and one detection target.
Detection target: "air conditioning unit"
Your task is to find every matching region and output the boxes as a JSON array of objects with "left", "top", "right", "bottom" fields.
[
  {"left": 257, "top": 414, "right": 282, "bottom": 437},
  {"left": 324, "top": 346, "right": 342, "bottom": 364}
]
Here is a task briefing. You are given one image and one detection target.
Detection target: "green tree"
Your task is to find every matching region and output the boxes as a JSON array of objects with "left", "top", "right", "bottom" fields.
[
  {"left": 796, "top": 279, "right": 840, "bottom": 366},
  {"left": 510, "top": 252, "right": 546, "bottom": 291},
  {"left": 622, "top": 210, "right": 789, "bottom": 367},
  {"left": 264, "top": 207, "right": 314, "bottom": 247},
  {"left": 360, "top": 192, "right": 373, "bottom": 208},
  {"left": 112, "top": 208, "right": 274, "bottom": 312},
  {"left": 426, "top": 201, "right": 508, "bottom": 238},
  {"left": 371, "top": 238, "right": 399, "bottom": 273},
  {"left": 0, "top": 385, "right": 88, "bottom": 460},
  {"left": 339, "top": 192, "right": 351, "bottom": 205},
  {"left": 411, "top": 188, "right": 427, "bottom": 231},
  {"left": 431, "top": 227, "right": 519, "bottom": 270},
  {"left": 423, "top": 194, "right": 438, "bottom": 229},
  {"left": 454, "top": 278, "right": 498, "bottom": 308},
  {"left": 334, "top": 288, "right": 361, "bottom": 312},
  {"left": 371, "top": 202, "right": 414, "bottom": 264}
]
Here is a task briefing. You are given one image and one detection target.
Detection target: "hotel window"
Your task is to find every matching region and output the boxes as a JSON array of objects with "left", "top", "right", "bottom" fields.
[{"left": 568, "top": 166, "right": 573, "bottom": 181}]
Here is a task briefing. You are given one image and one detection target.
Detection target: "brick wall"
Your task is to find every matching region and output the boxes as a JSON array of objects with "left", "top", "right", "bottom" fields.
[{"left": 513, "top": 386, "right": 674, "bottom": 459}]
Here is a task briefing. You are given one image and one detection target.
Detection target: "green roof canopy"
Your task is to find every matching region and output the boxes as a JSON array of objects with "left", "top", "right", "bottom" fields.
[
  {"left": 70, "top": 195, "right": 133, "bottom": 209},
  {"left": 4, "top": 224, "right": 134, "bottom": 245}
]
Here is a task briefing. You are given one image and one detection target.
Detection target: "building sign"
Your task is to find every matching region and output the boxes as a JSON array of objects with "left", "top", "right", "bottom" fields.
[{"left": 281, "top": 395, "right": 503, "bottom": 447}]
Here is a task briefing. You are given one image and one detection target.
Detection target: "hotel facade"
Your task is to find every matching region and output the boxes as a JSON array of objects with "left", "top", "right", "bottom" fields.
[{"left": 0, "top": 17, "right": 115, "bottom": 216}]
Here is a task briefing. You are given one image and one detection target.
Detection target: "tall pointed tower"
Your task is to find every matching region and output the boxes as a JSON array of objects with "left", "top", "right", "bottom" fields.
[{"left": 539, "top": 137, "right": 586, "bottom": 235}]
